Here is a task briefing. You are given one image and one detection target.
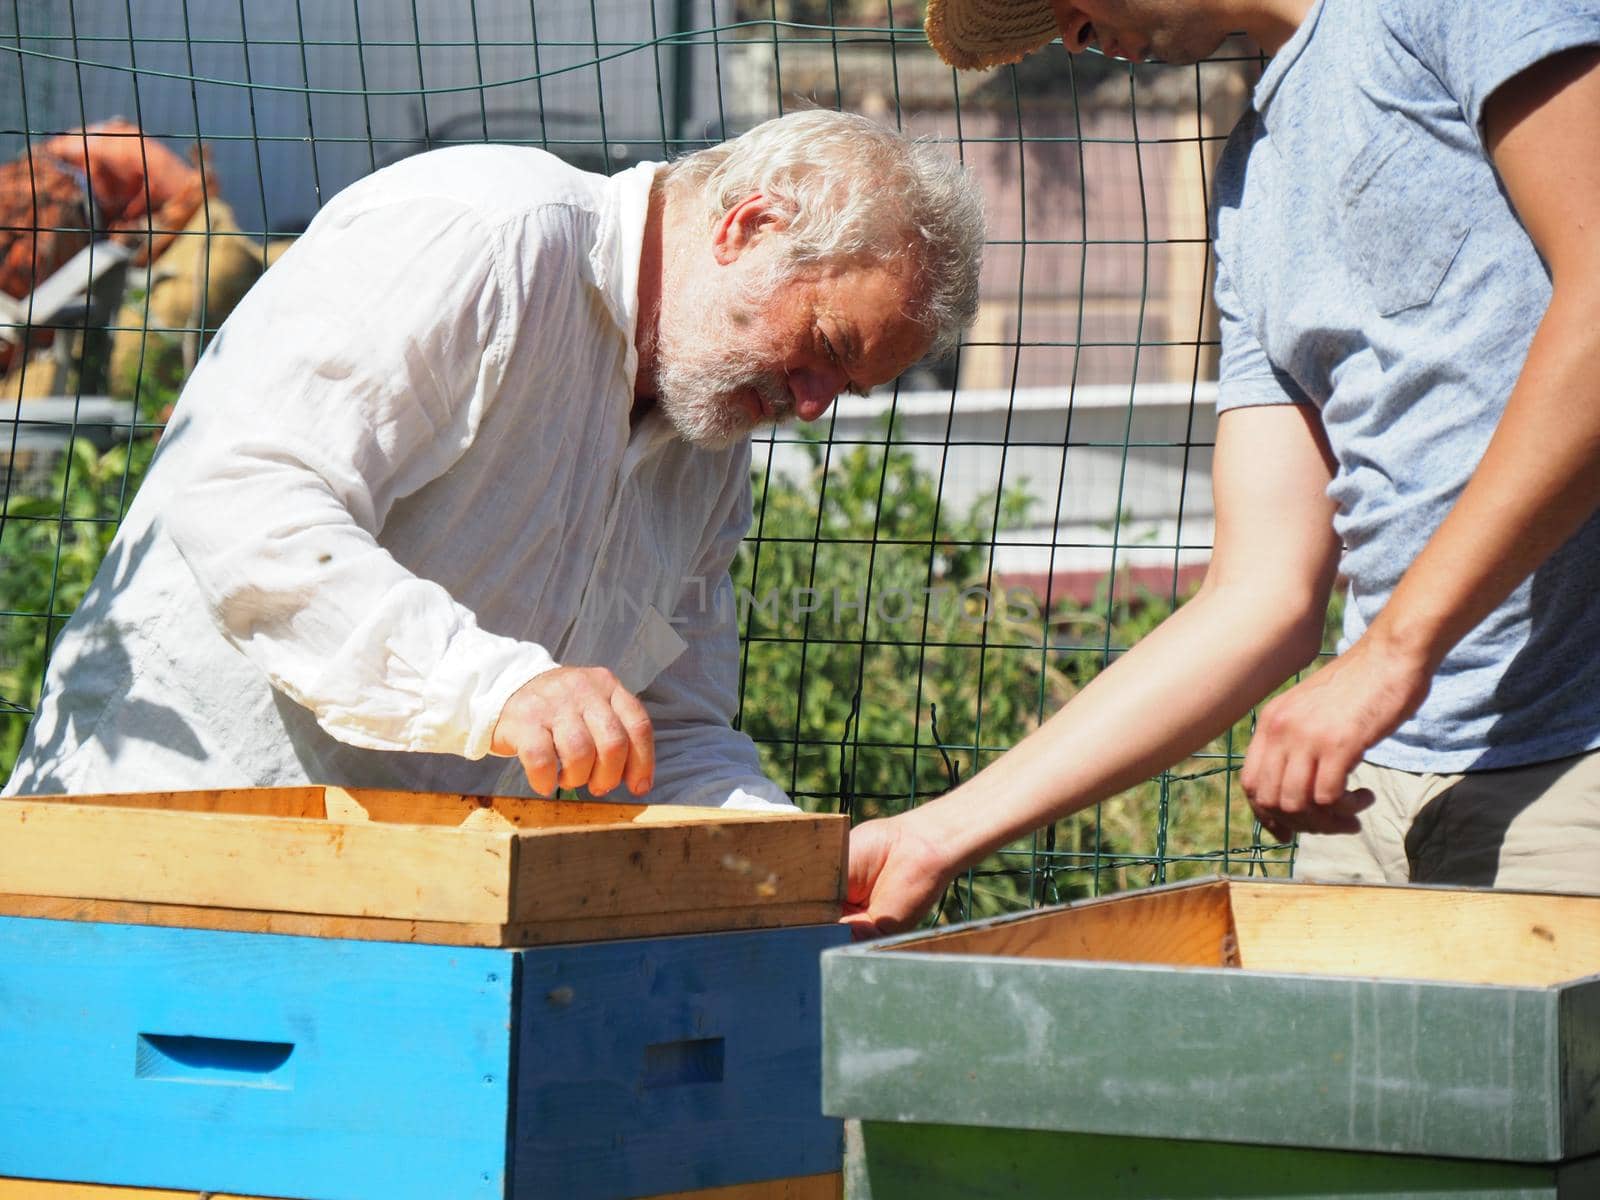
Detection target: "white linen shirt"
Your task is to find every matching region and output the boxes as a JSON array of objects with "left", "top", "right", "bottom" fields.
[{"left": 5, "top": 145, "right": 793, "bottom": 809}]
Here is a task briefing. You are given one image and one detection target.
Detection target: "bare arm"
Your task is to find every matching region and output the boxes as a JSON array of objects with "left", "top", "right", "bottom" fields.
[
  {"left": 1240, "top": 49, "right": 1600, "bottom": 826},
  {"left": 845, "top": 402, "right": 1345, "bottom": 936}
]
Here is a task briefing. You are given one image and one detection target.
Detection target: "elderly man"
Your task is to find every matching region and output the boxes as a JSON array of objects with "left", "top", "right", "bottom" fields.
[
  {"left": 847, "top": 0, "right": 1600, "bottom": 933},
  {"left": 4, "top": 110, "right": 985, "bottom": 807}
]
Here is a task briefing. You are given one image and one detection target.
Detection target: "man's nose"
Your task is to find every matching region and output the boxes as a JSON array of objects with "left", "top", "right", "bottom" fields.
[
  {"left": 788, "top": 366, "right": 845, "bottom": 422},
  {"left": 1050, "top": 2, "right": 1092, "bottom": 51}
]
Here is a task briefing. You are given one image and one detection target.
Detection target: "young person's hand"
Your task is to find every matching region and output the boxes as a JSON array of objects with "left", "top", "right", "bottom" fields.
[
  {"left": 843, "top": 813, "right": 954, "bottom": 940},
  {"left": 1237, "top": 633, "right": 1414, "bottom": 839}
]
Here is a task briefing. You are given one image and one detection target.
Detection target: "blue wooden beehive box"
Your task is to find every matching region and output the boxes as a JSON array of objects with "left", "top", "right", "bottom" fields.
[{"left": 0, "top": 786, "right": 851, "bottom": 1200}]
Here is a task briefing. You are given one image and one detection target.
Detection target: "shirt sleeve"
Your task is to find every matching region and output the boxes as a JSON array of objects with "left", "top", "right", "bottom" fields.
[
  {"left": 1385, "top": 0, "right": 1600, "bottom": 134},
  {"left": 634, "top": 452, "right": 795, "bottom": 811},
  {"left": 1213, "top": 249, "right": 1312, "bottom": 414},
  {"left": 162, "top": 189, "right": 559, "bottom": 761}
]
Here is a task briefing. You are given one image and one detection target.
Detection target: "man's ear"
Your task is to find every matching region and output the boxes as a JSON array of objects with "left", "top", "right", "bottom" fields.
[{"left": 711, "top": 193, "right": 787, "bottom": 265}]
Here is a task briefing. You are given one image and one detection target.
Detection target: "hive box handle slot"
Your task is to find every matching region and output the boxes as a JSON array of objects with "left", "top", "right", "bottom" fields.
[
  {"left": 136, "top": 1033, "right": 295, "bottom": 1089},
  {"left": 642, "top": 1036, "right": 724, "bottom": 1088}
]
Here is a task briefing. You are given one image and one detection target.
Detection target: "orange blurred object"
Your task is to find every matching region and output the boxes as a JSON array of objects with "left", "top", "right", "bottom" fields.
[
  {"left": 0, "top": 118, "right": 212, "bottom": 371},
  {"left": 39, "top": 118, "right": 211, "bottom": 266}
]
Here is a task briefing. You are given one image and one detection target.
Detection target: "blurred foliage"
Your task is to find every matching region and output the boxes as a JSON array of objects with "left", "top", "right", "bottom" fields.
[
  {"left": 0, "top": 433, "right": 157, "bottom": 775},
  {"left": 736, "top": 426, "right": 1054, "bottom": 809},
  {"left": 0, "top": 368, "right": 171, "bottom": 779}
]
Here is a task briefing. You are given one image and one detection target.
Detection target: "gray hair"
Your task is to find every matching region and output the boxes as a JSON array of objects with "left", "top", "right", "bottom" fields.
[{"left": 664, "top": 110, "right": 986, "bottom": 358}]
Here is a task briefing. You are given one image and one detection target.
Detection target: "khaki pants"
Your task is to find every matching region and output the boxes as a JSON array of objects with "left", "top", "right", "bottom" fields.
[{"left": 1293, "top": 750, "right": 1600, "bottom": 895}]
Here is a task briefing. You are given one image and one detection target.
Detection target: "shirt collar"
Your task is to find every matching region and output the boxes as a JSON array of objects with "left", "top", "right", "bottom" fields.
[
  {"left": 1251, "top": 0, "right": 1326, "bottom": 116},
  {"left": 592, "top": 159, "right": 663, "bottom": 397}
]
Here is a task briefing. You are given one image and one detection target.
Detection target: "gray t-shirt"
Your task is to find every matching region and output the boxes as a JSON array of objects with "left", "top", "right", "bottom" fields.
[{"left": 1212, "top": 0, "right": 1600, "bottom": 772}]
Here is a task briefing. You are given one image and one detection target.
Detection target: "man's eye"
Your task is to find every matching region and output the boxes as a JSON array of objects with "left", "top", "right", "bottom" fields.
[{"left": 820, "top": 329, "right": 866, "bottom": 396}]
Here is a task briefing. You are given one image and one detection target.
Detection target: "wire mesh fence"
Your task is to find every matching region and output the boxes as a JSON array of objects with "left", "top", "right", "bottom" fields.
[{"left": 1, "top": 1, "right": 1319, "bottom": 922}]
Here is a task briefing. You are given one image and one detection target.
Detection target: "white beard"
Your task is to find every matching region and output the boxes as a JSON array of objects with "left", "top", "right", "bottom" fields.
[{"left": 650, "top": 260, "right": 797, "bottom": 450}]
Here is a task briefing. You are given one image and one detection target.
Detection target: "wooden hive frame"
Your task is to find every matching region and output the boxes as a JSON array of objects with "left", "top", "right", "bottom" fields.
[
  {"left": 890, "top": 876, "right": 1600, "bottom": 988},
  {"left": 0, "top": 786, "right": 848, "bottom": 947}
]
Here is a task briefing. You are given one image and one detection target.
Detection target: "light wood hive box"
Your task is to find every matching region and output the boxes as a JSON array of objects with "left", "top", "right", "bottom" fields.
[
  {"left": 823, "top": 877, "right": 1600, "bottom": 1200},
  {"left": 0, "top": 785, "right": 848, "bottom": 946},
  {"left": 0, "top": 787, "right": 851, "bottom": 1199}
]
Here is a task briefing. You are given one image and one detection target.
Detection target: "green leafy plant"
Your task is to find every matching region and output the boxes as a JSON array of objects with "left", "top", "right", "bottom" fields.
[
  {"left": 735, "top": 427, "right": 1061, "bottom": 810},
  {"left": 0, "top": 434, "right": 157, "bottom": 777}
]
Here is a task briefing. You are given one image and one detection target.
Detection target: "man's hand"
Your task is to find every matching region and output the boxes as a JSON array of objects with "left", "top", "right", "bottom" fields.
[
  {"left": 491, "top": 667, "right": 654, "bottom": 797},
  {"left": 843, "top": 814, "right": 955, "bottom": 940},
  {"left": 1239, "top": 633, "right": 1428, "bottom": 840}
]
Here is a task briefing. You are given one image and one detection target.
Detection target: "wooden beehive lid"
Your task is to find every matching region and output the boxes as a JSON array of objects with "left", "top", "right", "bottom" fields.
[{"left": 0, "top": 786, "right": 848, "bottom": 947}]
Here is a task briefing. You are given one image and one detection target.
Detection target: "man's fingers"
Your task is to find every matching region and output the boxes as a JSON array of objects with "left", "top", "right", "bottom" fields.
[
  {"left": 552, "top": 716, "right": 597, "bottom": 790},
  {"left": 490, "top": 668, "right": 655, "bottom": 798},
  {"left": 1311, "top": 755, "right": 1356, "bottom": 808},
  {"left": 517, "top": 726, "right": 559, "bottom": 797},
  {"left": 609, "top": 685, "right": 655, "bottom": 796},
  {"left": 579, "top": 702, "right": 633, "bottom": 796},
  {"left": 842, "top": 818, "right": 953, "bottom": 940},
  {"left": 842, "top": 903, "right": 913, "bottom": 942},
  {"left": 1241, "top": 739, "right": 1288, "bottom": 821},
  {"left": 1275, "top": 752, "right": 1316, "bottom": 816},
  {"left": 842, "top": 911, "right": 889, "bottom": 942}
]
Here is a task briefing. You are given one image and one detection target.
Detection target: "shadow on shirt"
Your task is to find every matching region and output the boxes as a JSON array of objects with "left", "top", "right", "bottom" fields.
[
  {"left": 1405, "top": 530, "right": 1600, "bottom": 885},
  {"left": 8, "top": 522, "right": 207, "bottom": 794}
]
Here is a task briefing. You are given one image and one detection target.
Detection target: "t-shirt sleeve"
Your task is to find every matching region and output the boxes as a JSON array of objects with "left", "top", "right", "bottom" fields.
[
  {"left": 1385, "top": 0, "right": 1600, "bottom": 134},
  {"left": 1213, "top": 249, "right": 1312, "bottom": 414}
]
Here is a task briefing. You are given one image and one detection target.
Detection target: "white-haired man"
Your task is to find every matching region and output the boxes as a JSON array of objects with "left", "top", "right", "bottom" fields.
[
  {"left": 846, "top": 0, "right": 1600, "bottom": 932},
  {"left": 5, "top": 110, "right": 985, "bottom": 807}
]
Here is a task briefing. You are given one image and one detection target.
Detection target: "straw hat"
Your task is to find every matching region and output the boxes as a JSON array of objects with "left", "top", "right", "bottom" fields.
[{"left": 924, "top": 0, "right": 1060, "bottom": 70}]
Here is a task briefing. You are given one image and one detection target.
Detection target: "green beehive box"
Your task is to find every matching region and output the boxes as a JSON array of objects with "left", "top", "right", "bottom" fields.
[{"left": 822, "top": 878, "right": 1600, "bottom": 1199}]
